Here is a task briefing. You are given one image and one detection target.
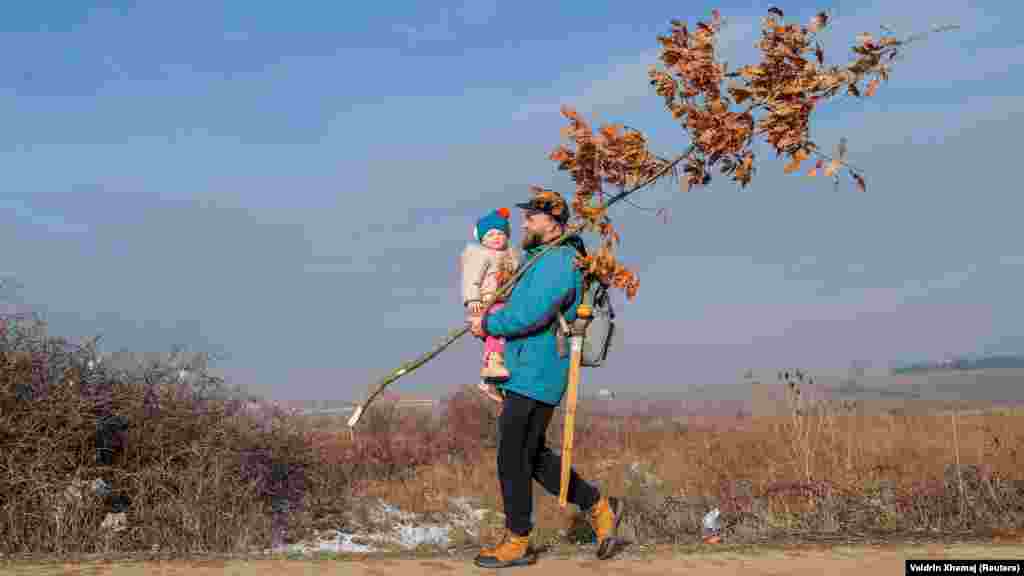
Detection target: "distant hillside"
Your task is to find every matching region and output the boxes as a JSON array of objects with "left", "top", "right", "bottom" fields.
[
  {"left": 741, "top": 365, "right": 1024, "bottom": 417},
  {"left": 893, "top": 354, "right": 1024, "bottom": 374},
  {"left": 807, "top": 367, "right": 1024, "bottom": 417}
]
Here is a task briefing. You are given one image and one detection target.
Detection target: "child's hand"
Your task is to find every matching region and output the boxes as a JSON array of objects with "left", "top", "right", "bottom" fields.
[
  {"left": 467, "top": 301, "right": 485, "bottom": 315},
  {"left": 468, "top": 315, "right": 485, "bottom": 337}
]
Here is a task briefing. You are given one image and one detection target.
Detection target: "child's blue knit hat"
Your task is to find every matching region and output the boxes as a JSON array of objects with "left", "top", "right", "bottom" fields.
[{"left": 474, "top": 207, "right": 511, "bottom": 243}]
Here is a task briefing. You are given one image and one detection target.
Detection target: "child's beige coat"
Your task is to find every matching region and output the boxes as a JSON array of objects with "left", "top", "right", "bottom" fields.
[{"left": 460, "top": 243, "right": 521, "bottom": 307}]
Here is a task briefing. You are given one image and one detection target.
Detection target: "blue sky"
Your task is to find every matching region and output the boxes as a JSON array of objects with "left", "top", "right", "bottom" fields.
[{"left": 2, "top": 0, "right": 1023, "bottom": 402}]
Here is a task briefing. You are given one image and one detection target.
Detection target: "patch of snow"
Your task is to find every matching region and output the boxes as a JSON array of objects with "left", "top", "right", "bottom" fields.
[
  {"left": 278, "top": 497, "right": 492, "bottom": 556},
  {"left": 448, "top": 496, "right": 489, "bottom": 530},
  {"left": 393, "top": 524, "right": 450, "bottom": 548},
  {"left": 289, "top": 531, "right": 377, "bottom": 554},
  {"left": 371, "top": 500, "right": 417, "bottom": 524}
]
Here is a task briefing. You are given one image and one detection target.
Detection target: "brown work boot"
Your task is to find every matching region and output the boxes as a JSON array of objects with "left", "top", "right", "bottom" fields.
[
  {"left": 480, "top": 352, "right": 510, "bottom": 381},
  {"left": 588, "top": 496, "right": 623, "bottom": 559},
  {"left": 474, "top": 530, "right": 536, "bottom": 568}
]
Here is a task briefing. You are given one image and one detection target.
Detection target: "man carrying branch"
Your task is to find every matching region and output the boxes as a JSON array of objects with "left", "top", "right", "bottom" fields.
[
  {"left": 468, "top": 190, "right": 622, "bottom": 569},
  {"left": 352, "top": 5, "right": 955, "bottom": 569}
]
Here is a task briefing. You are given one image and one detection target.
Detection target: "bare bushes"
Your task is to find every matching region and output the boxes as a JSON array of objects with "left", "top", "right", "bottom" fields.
[{"left": 0, "top": 315, "right": 322, "bottom": 555}]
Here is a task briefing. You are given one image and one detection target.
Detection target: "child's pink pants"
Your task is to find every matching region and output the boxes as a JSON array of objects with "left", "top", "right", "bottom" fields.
[{"left": 482, "top": 302, "right": 505, "bottom": 364}]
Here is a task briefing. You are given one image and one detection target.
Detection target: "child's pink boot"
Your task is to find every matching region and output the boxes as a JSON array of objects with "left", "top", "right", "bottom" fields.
[{"left": 480, "top": 351, "right": 510, "bottom": 381}]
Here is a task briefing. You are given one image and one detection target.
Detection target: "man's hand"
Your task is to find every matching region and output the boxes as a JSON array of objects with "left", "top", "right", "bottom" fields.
[
  {"left": 467, "top": 301, "right": 485, "bottom": 315},
  {"left": 468, "top": 314, "right": 485, "bottom": 338}
]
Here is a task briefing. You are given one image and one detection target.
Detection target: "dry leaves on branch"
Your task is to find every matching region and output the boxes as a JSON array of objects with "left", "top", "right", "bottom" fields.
[{"left": 533, "top": 6, "right": 941, "bottom": 299}]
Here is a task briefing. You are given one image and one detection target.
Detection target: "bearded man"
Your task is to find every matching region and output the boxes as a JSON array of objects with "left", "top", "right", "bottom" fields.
[{"left": 468, "top": 189, "right": 622, "bottom": 569}]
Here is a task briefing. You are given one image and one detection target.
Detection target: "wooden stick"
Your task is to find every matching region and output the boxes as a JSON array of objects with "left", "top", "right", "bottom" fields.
[
  {"left": 559, "top": 334, "right": 583, "bottom": 508},
  {"left": 348, "top": 324, "right": 469, "bottom": 427}
]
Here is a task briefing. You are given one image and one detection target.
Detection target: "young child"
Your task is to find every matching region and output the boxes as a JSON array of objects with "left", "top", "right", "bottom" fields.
[{"left": 461, "top": 208, "right": 520, "bottom": 402}]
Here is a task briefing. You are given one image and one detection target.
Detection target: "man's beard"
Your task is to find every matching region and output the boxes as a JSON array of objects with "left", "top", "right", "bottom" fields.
[{"left": 521, "top": 230, "right": 544, "bottom": 250}]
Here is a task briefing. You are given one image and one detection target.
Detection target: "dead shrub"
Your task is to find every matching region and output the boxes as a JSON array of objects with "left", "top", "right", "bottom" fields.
[{"left": 0, "top": 314, "right": 336, "bottom": 555}]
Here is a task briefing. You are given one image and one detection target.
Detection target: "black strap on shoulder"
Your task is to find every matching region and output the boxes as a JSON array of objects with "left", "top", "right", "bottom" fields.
[{"left": 561, "top": 234, "right": 587, "bottom": 258}]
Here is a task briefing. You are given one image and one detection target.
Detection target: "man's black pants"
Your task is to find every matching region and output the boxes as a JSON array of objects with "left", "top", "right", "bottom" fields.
[{"left": 498, "top": 390, "right": 601, "bottom": 536}]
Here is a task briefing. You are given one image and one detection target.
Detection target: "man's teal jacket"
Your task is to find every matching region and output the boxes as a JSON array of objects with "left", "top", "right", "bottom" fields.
[{"left": 481, "top": 239, "right": 583, "bottom": 406}]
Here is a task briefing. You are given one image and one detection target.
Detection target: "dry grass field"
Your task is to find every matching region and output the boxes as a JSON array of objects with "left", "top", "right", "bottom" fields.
[{"left": 2, "top": 315, "right": 1023, "bottom": 563}]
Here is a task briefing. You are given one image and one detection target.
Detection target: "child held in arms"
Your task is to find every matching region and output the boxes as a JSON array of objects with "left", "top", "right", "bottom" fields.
[{"left": 460, "top": 208, "right": 520, "bottom": 403}]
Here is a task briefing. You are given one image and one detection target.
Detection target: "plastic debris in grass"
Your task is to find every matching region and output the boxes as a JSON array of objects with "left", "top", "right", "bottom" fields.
[{"left": 702, "top": 507, "right": 722, "bottom": 544}]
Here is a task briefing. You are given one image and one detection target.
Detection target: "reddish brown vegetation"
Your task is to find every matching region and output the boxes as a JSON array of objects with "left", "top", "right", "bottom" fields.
[{"left": 546, "top": 8, "right": 950, "bottom": 300}]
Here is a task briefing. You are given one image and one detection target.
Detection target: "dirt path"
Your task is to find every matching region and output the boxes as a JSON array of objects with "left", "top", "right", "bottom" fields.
[{"left": 3, "top": 543, "right": 1023, "bottom": 575}]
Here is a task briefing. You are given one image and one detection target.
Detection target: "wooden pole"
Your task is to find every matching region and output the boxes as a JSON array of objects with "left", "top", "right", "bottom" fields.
[{"left": 559, "top": 332, "right": 583, "bottom": 508}]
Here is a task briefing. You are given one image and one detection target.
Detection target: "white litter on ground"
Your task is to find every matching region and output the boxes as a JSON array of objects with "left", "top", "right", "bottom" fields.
[{"left": 279, "top": 497, "right": 490, "bottom": 555}]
